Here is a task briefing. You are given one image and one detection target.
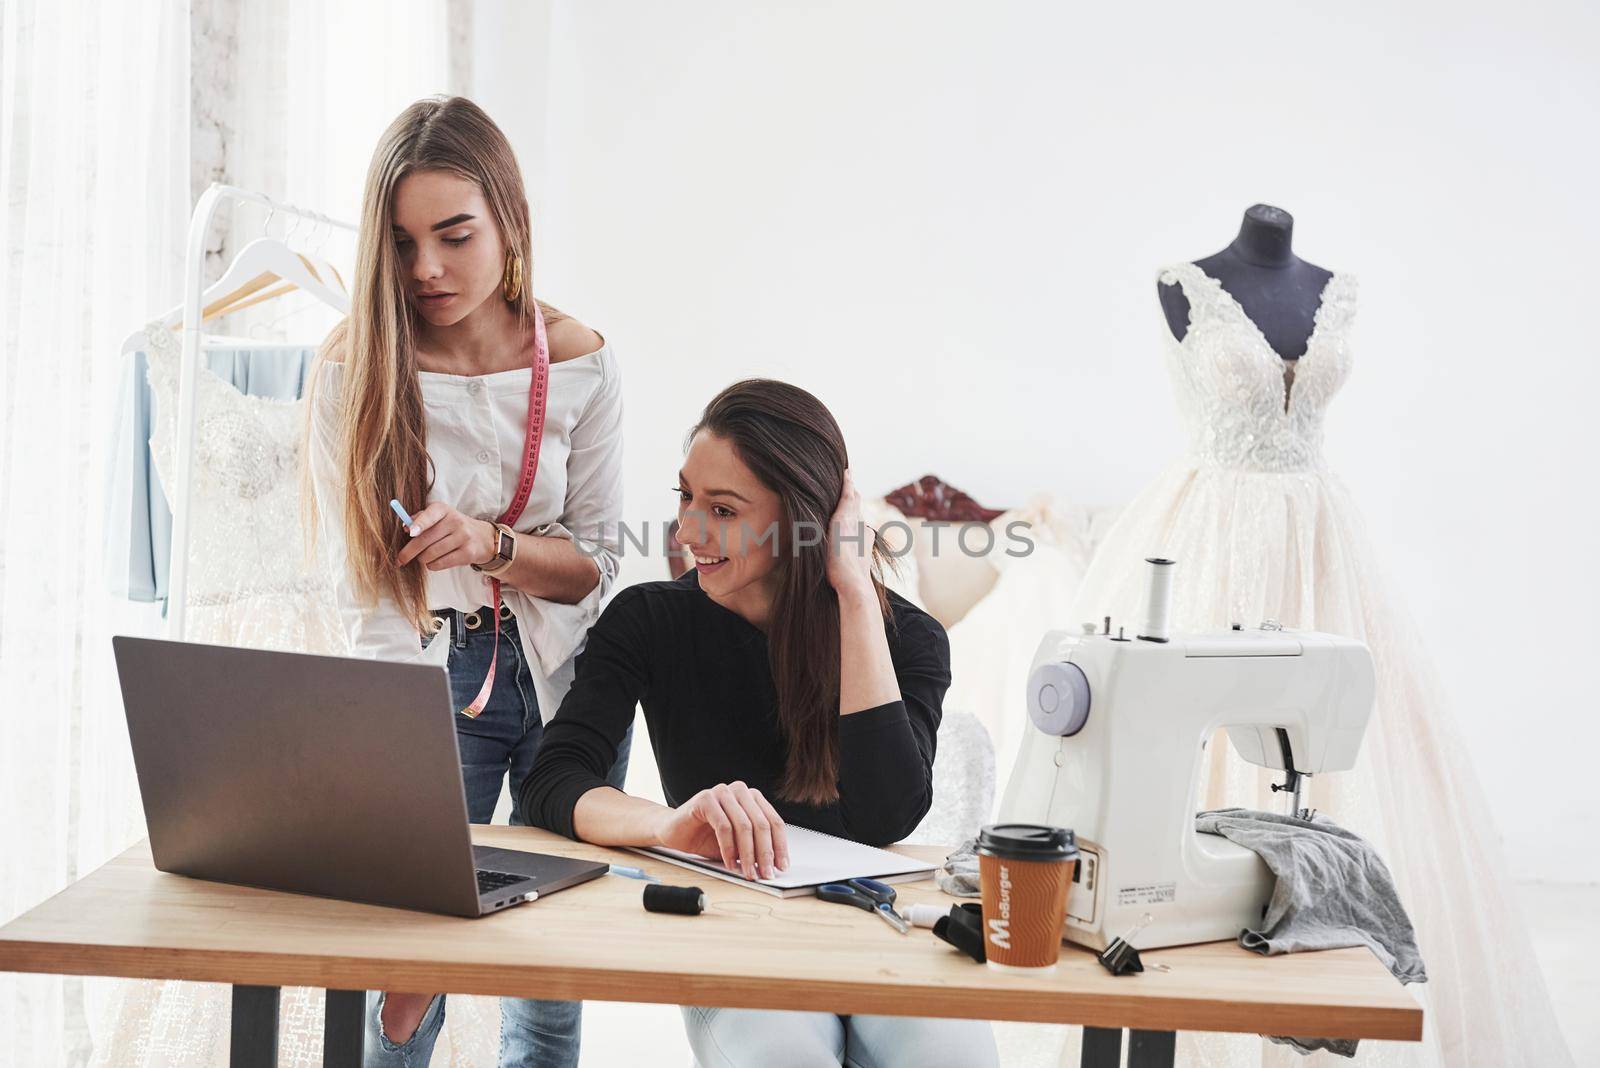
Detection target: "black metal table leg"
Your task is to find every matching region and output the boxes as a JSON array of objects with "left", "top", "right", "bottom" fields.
[
  {"left": 230, "top": 985, "right": 280, "bottom": 1068},
  {"left": 323, "top": 989, "right": 367, "bottom": 1066},
  {"left": 1081, "top": 1026, "right": 1123, "bottom": 1067},
  {"left": 1128, "top": 1028, "right": 1177, "bottom": 1067}
]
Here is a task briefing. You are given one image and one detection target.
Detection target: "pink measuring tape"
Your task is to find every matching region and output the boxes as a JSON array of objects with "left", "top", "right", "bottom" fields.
[{"left": 457, "top": 304, "right": 550, "bottom": 718}]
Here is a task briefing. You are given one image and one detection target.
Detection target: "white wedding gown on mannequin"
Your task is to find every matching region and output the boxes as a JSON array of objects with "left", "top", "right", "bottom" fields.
[
  {"left": 88, "top": 323, "right": 498, "bottom": 1067},
  {"left": 1064, "top": 265, "right": 1571, "bottom": 1066}
]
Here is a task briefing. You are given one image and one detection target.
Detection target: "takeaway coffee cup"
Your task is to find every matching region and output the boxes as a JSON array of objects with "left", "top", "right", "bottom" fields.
[{"left": 977, "top": 823, "right": 1078, "bottom": 972}]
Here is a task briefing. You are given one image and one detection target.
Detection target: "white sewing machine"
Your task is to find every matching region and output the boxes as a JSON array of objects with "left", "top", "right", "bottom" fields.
[{"left": 997, "top": 558, "right": 1376, "bottom": 950}]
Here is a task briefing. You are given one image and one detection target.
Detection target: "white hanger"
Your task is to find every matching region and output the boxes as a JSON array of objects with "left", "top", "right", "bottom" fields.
[
  {"left": 120, "top": 227, "right": 350, "bottom": 354},
  {"left": 246, "top": 214, "right": 350, "bottom": 339}
]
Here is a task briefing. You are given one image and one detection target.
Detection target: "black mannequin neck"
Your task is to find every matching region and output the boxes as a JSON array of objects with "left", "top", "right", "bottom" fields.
[{"left": 1228, "top": 206, "right": 1295, "bottom": 268}]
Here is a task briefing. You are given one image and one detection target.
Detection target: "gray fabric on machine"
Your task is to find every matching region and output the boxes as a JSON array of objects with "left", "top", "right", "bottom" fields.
[{"left": 1197, "top": 807, "right": 1427, "bottom": 1057}]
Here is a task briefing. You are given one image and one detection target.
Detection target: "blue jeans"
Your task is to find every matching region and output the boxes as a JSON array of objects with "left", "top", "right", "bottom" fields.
[
  {"left": 681, "top": 1006, "right": 999, "bottom": 1067},
  {"left": 364, "top": 606, "right": 632, "bottom": 1068}
]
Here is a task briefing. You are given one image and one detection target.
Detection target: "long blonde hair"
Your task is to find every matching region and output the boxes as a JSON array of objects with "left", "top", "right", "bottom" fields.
[{"left": 299, "top": 95, "right": 558, "bottom": 634}]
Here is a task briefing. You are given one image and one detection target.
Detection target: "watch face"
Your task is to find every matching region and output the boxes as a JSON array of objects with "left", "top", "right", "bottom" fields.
[{"left": 497, "top": 529, "right": 514, "bottom": 558}]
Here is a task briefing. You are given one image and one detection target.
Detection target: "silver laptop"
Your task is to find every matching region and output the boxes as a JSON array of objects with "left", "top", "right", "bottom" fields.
[{"left": 111, "top": 635, "right": 608, "bottom": 918}]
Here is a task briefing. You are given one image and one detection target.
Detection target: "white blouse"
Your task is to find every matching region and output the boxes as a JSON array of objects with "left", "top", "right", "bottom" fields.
[{"left": 307, "top": 342, "right": 624, "bottom": 722}]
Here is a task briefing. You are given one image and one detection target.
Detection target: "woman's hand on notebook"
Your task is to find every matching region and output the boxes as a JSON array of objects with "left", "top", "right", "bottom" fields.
[{"left": 653, "top": 782, "right": 790, "bottom": 880}]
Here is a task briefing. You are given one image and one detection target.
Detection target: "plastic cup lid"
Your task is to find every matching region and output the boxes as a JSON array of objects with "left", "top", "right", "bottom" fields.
[{"left": 978, "top": 823, "right": 1078, "bottom": 861}]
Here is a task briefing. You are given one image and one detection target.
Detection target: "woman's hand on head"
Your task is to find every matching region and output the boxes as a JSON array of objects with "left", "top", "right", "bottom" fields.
[
  {"left": 653, "top": 781, "right": 790, "bottom": 880},
  {"left": 394, "top": 502, "right": 497, "bottom": 572},
  {"left": 826, "top": 469, "right": 877, "bottom": 600}
]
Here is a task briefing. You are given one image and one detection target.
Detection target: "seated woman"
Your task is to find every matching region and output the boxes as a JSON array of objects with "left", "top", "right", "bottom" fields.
[{"left": 519, "top": 378, "right": 998, "bottom": 1067}]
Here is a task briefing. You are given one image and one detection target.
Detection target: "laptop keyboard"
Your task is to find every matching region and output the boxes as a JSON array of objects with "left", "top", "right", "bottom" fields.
[{"left": 476, "top": 868, "right": 529, "bottom": 895}]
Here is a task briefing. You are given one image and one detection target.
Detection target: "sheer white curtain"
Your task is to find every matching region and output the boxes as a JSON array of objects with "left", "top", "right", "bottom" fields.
[
  {"left": 223, "top": 0, "right": 455, "bottom": 345},
  {"left": 0, "top": 1, "right": 190, "bottom": 1064},
  {"left": 0, "top": 2, "right": 452, "bottom": 1064}
]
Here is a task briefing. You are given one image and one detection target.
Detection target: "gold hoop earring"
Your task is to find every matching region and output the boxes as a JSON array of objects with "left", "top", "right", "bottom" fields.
[{"left": 502, "top": 253, "right": 524, "bottom": 303}]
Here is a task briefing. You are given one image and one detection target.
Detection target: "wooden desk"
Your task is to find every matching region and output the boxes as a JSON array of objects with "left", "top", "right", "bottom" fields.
[{"left": 0, "top": 826, "right": 1420, "bottom": 1067}]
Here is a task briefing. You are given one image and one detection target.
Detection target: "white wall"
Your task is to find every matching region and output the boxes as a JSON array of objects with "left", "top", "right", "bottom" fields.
[{"left": 480, "top": 0, "right": 1600, "bottom": 881}]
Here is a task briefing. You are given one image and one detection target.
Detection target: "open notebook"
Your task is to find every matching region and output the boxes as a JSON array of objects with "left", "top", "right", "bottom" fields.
[{"left": 631, "top": 825, "right": 936, "bottom": 899}]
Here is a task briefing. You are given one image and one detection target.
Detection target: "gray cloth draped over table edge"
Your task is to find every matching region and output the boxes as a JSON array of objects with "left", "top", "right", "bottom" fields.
[{"left": 1197, "top": 807, "right": 1427, "bottom": 1058}]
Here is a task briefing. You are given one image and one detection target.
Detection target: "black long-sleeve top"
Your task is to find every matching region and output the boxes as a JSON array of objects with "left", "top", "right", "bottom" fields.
[{"left": 517, "top": 571, "right": 949, "bottom": 847}]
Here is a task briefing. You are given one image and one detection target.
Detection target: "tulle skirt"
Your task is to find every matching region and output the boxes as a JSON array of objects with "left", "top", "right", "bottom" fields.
[{"left": 1061, "top": 460, "right": 1572, "bottom": 1067}]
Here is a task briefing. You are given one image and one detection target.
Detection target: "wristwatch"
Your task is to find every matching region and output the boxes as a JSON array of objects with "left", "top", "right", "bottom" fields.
[{"left": 471, "top": 522, "right": 517, "bottom": 575}]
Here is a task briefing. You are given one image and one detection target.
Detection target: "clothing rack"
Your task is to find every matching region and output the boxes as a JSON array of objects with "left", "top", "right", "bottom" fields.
[{"left": 166, "top": 183, "right": 356, "bottom": 640}]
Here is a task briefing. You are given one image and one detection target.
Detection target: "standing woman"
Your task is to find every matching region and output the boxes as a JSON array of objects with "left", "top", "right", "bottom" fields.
[{"left": 301, "top": 95, "right": 629, "bottom": 1068}]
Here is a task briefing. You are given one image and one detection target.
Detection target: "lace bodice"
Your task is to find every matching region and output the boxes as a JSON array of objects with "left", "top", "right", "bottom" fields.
[
  {"left": 142, "top": 321, "right": 346, "bottom": 654},
  {"left": 1157, "top": 262, "right": 1358, "bottom": 473}
]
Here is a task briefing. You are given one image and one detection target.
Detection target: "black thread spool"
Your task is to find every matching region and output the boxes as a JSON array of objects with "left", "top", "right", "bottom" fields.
[{"left": 643, "top": 883, "right": 706, "bottom": 916}]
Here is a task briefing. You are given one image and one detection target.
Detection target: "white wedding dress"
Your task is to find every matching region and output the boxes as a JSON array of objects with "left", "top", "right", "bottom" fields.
[
  {"left": 88, "top": 323, "right": 499, "bottom": 1067},
  {"left": 1062, "top": 265, "right": 1572, "bottom": 1066}
]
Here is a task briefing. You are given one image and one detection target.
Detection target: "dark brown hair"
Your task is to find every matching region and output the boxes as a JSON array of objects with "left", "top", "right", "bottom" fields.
[{"left": 690, "top": 379, "right": 894, "bottom": 805}]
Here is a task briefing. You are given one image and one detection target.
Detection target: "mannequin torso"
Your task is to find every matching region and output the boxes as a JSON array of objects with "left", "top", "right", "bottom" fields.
[{"left": 1158, "top": 203, "right": 1334, "bottom": 362}]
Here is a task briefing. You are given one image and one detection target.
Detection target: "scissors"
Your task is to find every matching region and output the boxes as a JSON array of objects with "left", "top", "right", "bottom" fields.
[{"left": 817, "top": 878, "right": 910, "bottom": 934}]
